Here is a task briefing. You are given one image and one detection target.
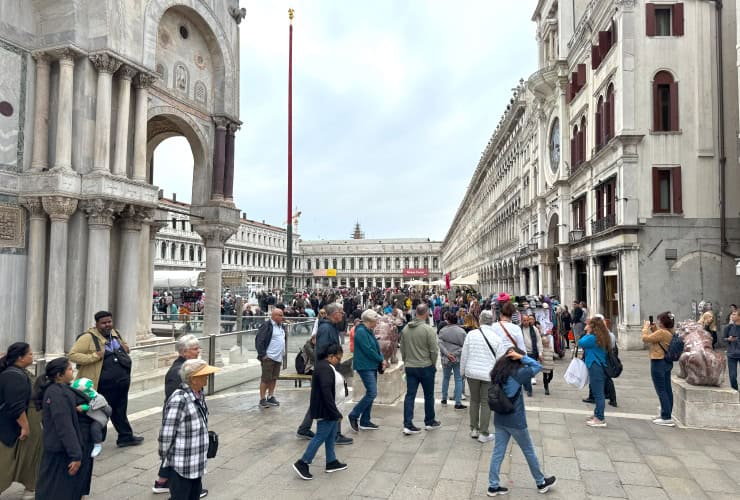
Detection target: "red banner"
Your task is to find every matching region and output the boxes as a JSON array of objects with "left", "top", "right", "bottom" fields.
[
  {"left": 402, "top": 268, "right": 429, "bottom": 277},
  {"left": 445, "top": 273, "right": 451, "bottom": 290}
]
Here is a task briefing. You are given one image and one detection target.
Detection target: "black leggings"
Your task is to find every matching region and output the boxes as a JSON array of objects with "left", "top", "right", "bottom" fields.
[{"left": 543, "top": 371, "right": 554, "bottom": 390}]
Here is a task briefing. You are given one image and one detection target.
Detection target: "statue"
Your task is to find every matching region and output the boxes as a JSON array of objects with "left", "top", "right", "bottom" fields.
[
  {"left": 374, "top": 315, "right": 399, "bottom": 365},
  {"left": 676, "top": 320, "right": 726, "bottom": 387},
  {"left": 175, "top": 64, "right": 187, "bottom": 91}
]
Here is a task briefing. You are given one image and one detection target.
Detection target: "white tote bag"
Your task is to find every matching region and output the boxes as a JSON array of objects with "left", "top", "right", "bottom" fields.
[{"left": 564, "top": 357, "right": 589, "bottom": 389}]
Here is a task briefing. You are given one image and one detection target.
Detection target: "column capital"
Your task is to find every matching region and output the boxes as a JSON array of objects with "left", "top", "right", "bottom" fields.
[
  {"left": 118, "top": 204, "right": 151, "bottom": 231},
  {"left": 20, "top": 197, "right": 46, "bottom": 219},
  {"left": 134, "top": 72, "right": 157, "bottom": 89},
  {"left": 194, "top": 224, "right": 237, "bottom": 248},
  {"left": 614, "top": 0, "right": 636, "bottom": 12},
  {"left": 32, "top": 51, "right": 51, "bottom": 65},
  {"left": 212, "top": 116, "right": 229, "bottom": 129},
  {"left": 90, "top": 53, "right": 122, "bottom": 74},
  {"left": 51, "top": 47, "right": 81, "bottom": 64},
  {"left": 42, "top": 196, "right": 78, "bottom": 222},
  {"left": 117, "top": 65, "right": 138, "bottom": 81},
  {"left": 83, "top": 199, "right": 123, "bottom": 228}
]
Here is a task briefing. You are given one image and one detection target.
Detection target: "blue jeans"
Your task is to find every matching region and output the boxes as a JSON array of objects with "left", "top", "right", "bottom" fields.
[
  {"left": 301, "top": 419, "right": 337, "bottom": 465},
  {"left": 588, "top": 363, "right": 606, "bottom": 421},
  {"left": 651, "top": 358, "right": 674, "bottom": 419},
  {"left": 488, "top": 424, "right": 544, "bottom": 488},
  {"left": 441, "top": 362, "right": 462, "bottom": 404},
  {"left": 349, "top": 369, "right": 377, "bottom": 425},
  {"left": 728, "top": 357, "right": 739, "bottom": 390},
  {"left": 403, "top": 365, "right": 436, "bottom": 428}
]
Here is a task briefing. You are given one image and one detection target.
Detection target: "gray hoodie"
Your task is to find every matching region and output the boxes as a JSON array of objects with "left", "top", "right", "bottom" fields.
[{"left": 400, "top": 319, "right": 438, "bottom": 368}]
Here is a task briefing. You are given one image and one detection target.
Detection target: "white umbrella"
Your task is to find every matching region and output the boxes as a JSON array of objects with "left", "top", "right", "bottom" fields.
[
  {"left": 430, "top": 279, "right": 446, "bottom": 286},
  {"left": 450, "top": 272, "right": 479, "bottom": 286},
  {"left": 405, "top": 279, "right": 428, "bottom": 287}
]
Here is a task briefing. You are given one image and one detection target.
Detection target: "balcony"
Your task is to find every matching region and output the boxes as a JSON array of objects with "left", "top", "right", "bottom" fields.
[{"left": 591, "top": 213, "right": 616, "bottom": 234}]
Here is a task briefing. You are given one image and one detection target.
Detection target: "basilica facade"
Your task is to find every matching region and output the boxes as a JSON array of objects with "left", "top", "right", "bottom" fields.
[{"left": 443, "top": 0, "right": 740, "bottom": 349}]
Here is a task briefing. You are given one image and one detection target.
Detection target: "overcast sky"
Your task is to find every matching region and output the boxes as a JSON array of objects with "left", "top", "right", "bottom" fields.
[{"left": 153, "top": 0, "right": 537, "bottom": 242}]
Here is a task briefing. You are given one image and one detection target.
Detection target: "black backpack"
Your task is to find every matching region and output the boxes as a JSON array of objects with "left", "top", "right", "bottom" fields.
[
  {"left": 487, "top": 382, "right": 521, "bottom": 414},
  {"left": 295, "top": 351, "right": 306, "bottom": 374},
  {"left": 660, "top": 333, "right": 685, "bottom": 362},
  {"left": 604, "top": 348, "right": 623, "bottom": 378}
]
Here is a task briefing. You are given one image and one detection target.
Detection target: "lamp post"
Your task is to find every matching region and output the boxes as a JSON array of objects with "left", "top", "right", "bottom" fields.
[{"left": 285, "top": 8, "right": 295, "bottom": 298}]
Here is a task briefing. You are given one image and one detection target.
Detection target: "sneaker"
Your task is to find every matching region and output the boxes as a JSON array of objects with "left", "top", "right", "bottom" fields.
[
  {"left": 478, "top": 433, "right": 495, "bottom": 443},
  {"left": 527, "top": 391, "right": 533, "bottom": 397},
  {"left": 325, "top": 460, "right": 348, "bottom": 473},
  {"left": 531, "top": 378, "right": 537, "bottom": 385},
  {"left": 296, "top": 429, "right": 315, "bottom": 440},
  {"left": 91, "top": 443, "right": 102, "bottom": 458},
  {"left": 259, "top": 399, "right": 270, "bottom": 408},
  {"left": 537, "top": 476, "right": 557, "bottom": 493},
  {"left": 293, "top": 459, "right": 313, "bottom": 480},
  {"left": 609, "top": 400, "right": 618, "bottom": 407},
  {"left": 266, "top": 396, "right": 280, "bottom": 407},
  {"left": 152, "top": 479, "right": 169, "bottom": 494},
  {"left": 116, "top": 435, "right": 144, "bottom": 447},
  {"left": 425, "top": 421, "right": 442, "bottom": 431},
  {"left": 586, "top": 419, "right": 607, "bottom": 428},
  {"left": 582, "top": 398, "right": 595, "bottom": 404},
  {"left": 359, "top": 422, "right": 379, "bottom": 430},
  {"left": 335, "top": 434, "right": 354, "bottom": 445},
  {"left": 544, "top": 389, "right": 550, "bottom": 396},
  {"left": 461, "top": 394, "right": 467, "bottom": 400},
  {"left": 487, "top": 486, "right": 509, "bottom": 496},
  {"left": 199, "top": 489, "right": 208, "bottom": 498},
  {"left": 403, "top": 425, "right": 422, "bottom": 435},
  {"left": 348, "top": 416, "right": 359, "bottom": 433},
  {"left": 470, "top": 429, "right": 480, "bottom": 439},
  {"left": 652, "top": 418, "right": 676, "bottom": 427},
  {"left": 454, "top": 404, "right": 468, "bottom": 410},
  {"left": 440, "top": 399, "right": 447, "bottom": 405}
]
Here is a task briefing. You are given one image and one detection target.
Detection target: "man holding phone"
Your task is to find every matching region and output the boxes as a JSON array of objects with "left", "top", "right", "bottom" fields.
[{"left": 723, "top": 310, "right": 740, "bottom": 390}]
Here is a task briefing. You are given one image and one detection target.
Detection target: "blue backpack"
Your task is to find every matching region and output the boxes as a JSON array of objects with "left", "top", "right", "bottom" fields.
[{"left": 660, "top": 333, "right": 684, "bottom": 362}]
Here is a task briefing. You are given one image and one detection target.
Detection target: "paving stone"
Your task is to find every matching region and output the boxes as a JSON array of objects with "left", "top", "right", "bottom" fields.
[
  {"left": 371, "top": 451, "right": 414, "bottom": 474},
  {"left": 605, "top": 443, "right": 643, "bottom": 463},
  {"left": 623, "top": 485, "right": 669, "bottom": 500},
  {"left": 388, "top": 483, "right": 433, "bottom": 499},
  {"left": 644, "top": 455, "right": 689, "bottom": 477},
  {"left": 656, "top": 475, "right": 709, "bottom": 500},
  {"left": 673, "top": 449, "right": 721, "bottom": 470},
  {"left": 354, "top": 471, "right": 402, "bottom": 498},
  {"left": 576, "top": 449, "right": 614, "bottom": 472},
  {"left": 432, "top": 478, "right": 472, "bottom": 499},
  {"left": 542, "top": 456, "right": 581, "bottom": 480},
  {"left": 543, "top": 437, "right": 575, "bottom": 457},
  {"left": 438, "top": 456, "right": 478, "bottom": 482},
  {"left": 581, "top": 470, "right": 626, "bottom": 498},
  {"left": 687, "top": 467, "right": 738, "bottom": 493},
  {"left": 613, "top": 461, "right": 660, "bottom": 486},
  {"left": 539, "top": 411, "right": 566, "bottom": 425}
]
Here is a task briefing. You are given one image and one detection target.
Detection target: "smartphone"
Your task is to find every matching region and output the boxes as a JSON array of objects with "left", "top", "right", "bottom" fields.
[{"left": 649, "top": 315, "right": 654, "bottom": 324}]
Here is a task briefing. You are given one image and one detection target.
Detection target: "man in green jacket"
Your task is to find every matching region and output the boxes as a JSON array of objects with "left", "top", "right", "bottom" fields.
[{"left": 400, "top": 304, "right": 441, "bottom": 435}]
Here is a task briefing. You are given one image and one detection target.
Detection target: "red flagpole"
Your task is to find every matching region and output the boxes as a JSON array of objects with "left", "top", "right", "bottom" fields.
[{"left": 286, "top": 8, "right": 295, "bottom": 295}]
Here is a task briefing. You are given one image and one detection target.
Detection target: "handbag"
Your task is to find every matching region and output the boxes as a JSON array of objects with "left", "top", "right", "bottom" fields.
[
  {"left": 564, "top": 348, "right": 589, "bottom": 389},
  {"left": 207, "top": 430, "right": 219, "bottom": 459}
]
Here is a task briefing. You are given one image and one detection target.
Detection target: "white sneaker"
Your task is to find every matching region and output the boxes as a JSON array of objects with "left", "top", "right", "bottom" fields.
[
  {"left": 531, "top": 378, "right": 537, "bottom": 385},
  {"left": 478, "top": 433, "right": 494, "bottom": 443},
  {"left": 461, "top": 394, "right": 467, "bottom": 400},
  {"left": 91, "top": 443, "right": 103, "bottom": 458},
  {"left": 652, "top": 418, "right": 676, "bottom": 427},
  {"left": 470, "top": 429, "right": 479, "bottom": 439}
]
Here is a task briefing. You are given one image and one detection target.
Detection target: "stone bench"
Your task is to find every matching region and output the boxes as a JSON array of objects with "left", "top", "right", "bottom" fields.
[{"left": 672, "top": 375, "right": 740, "bottom": 431}]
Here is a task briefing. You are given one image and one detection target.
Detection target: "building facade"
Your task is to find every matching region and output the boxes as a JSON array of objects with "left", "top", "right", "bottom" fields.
[
  {"left": 443, "top": 0, "right": 740, "bottom": 349},
  {"left": 0, "top": 1, "right": 244, "bottom": 351}
]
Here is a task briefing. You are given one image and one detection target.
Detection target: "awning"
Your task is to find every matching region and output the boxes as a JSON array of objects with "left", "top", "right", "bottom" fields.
[
  {"left": 450, "top": 272, "right": 479, "bottom": 286},
  {"left": 153, "top": 270, "right": 202, "bottom": 288}
]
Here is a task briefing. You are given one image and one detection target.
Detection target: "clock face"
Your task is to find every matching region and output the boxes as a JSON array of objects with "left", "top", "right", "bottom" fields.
[{"left": 549, "top": 119, "right": 560, "bottom": 174}]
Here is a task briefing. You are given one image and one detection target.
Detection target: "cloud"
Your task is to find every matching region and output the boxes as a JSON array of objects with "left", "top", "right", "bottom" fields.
[{"left": 154, "top": 0, "right": 538, "bottom": 242}]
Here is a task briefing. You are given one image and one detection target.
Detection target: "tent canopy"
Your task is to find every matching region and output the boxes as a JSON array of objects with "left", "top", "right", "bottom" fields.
[
  {"left": 430, "top": 279, "right": 446, "bottom": 286},
  {"left": 404, "top": 279, "right": 428, "bottom": 287},
  {"left": 450, "top": 272, "right": 479, "bottom": 286},
  {"left": 153, "top": 270, "right": 202, "bottom": 288}
]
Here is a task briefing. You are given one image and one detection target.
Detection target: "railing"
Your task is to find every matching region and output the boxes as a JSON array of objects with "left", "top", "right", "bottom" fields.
[
  {"left": 591, "top": 213, "right": 616, "bottom": 234},
  {"left": 130, "top": 318, "right": 316, "bottom": 395}
]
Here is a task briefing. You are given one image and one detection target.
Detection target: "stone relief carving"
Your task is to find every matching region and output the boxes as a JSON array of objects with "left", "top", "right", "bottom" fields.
[
  {"left": 83, "top": 199, "right": 123, "bottom": 227},
  {"left": 174, "top": 63, "right": 189, "bottom": 93},
  {"left": 194, "top": 81, "right": 207, "bottom": 105},
  {"left": 193, "top": 53, "right": 206, "bottom": 70},
  {"left": 42, "top": 196, "right": 78, "bottom": 221},
  {"left": 134, "top": 73, "right": 157, "bottom": 89},
  {"left": 229, "top": 6, "right": 247, "bottom": 24},
  {"left": 0, "top": 202, "right": 25, "bottom": 248},
  {"left": 20, "top": 197, "right": 44, "bottom": 218},
  {"left": 119, "top": 204, "right": 151, "bottom": 231},
  {"left": 90, "top": 53, "right": 122, "bottom": 74},
  {"left": 156, "top": 63, "right": 167, "bottom": 84}
]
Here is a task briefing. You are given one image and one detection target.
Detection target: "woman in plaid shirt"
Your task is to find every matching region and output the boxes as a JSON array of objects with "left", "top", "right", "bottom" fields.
[{"left": 158, "top": 360, "right": 219, "bottom": 500}]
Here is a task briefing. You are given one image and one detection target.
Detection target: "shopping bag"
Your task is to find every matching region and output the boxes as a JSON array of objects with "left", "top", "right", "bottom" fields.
[
  {"left": 564, "top": 357, "right": 589, "bottom": 389},
  {"left": 567, "top": 330, "right": 574, "bottom": 341}
]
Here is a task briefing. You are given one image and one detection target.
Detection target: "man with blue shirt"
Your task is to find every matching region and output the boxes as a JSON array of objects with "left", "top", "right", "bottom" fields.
[{"left": 255, "top": 308, "right": 285, "bottom": 408}]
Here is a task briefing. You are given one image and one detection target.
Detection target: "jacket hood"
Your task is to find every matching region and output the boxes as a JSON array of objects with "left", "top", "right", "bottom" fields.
[{"left": 408, "top": 319, "right": 426, "bottom": 328}]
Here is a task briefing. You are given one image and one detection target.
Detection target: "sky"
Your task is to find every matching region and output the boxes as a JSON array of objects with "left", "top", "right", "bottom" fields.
[{"left": 153, "top": 0, "right": 538, "bottom": 242}]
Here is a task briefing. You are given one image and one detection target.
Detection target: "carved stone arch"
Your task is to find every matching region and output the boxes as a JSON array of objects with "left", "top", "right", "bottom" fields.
[{"left": 143, "top": 0, "right": 236, "bottom": 115}]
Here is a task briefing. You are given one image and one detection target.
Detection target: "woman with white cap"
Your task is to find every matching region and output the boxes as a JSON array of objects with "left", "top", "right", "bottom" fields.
[{"left": 159, "top": 359, "right": 219, "bottom": 500}]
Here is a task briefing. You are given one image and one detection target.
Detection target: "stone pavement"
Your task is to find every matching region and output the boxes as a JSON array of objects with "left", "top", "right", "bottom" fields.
[{"left": 3, "top": 350, "right": 740, "bottom": 499}]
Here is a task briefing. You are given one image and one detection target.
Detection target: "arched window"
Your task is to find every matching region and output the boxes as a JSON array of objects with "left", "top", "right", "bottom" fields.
[
  {"left": 189, "top": 245, "right": 194, "bottom": 261},
  {"left": 653, "top": 71, "right": 678, "bottom": 131},
  {"left": 595, "top": 95, "right": 604, "bottom": 150},
  {"left": 579, "top": 116, "right": 587, "bottom": 164},
  {"left": 570, "top": 124, "right": 579, "bottom": 167},
  {"left": 605, "top": 83, "right": 615, "bottom": 140},
  {"left": 171, "top": 244, "right": 176, "bottom": 260},
  {"left": 198, "top": 246, "right": 203, "bottom": 262},
  {"left": 341, "top": 258, "right": 346, "bottom": 270},
  {"left": 160, "top": 243, "right": 166, "bottom": 259}
]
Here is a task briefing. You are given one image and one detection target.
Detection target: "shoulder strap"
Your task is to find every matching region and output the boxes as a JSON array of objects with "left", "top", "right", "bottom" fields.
[
  {"left": 479, "top": 329, "right": 497, "bottom": 358},
  {"left": 87, "top": 332, "right": 102, "bottom": 352},
  {"left": 498, "top": 322, "right": 517, "bottom": 347}
]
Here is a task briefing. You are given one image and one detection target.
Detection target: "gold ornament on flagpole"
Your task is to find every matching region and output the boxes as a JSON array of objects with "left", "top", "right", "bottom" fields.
[{"left": 289, "top": 8, "right": 294, "bottom": 22}]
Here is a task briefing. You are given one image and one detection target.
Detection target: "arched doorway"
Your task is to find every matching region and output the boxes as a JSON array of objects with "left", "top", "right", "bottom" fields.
[{"left": 546, "top": 213, "right": 561, "bottom": 297}]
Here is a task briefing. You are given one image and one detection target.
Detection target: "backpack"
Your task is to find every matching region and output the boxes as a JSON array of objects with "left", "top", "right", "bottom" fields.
[
  {"left": 295, "top": 350, "right": 306, "bottom": 374},
  {"left": 660, "top": 333, "right": 685, "bottom": 362},
  {"left": 604, "top": 348, "right": 623, "bottom": 378},
  {"left": 487, "top": 381, "right": 521, "bottom": 414}
]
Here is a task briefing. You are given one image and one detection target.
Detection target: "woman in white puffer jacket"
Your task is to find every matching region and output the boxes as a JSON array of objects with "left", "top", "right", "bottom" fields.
[{"left": 461, "top": 310, "right": 507, "bottom": 443}]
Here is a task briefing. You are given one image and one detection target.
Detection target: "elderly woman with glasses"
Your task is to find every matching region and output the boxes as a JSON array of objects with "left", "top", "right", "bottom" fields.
[
  {"left": 153, "top": 334, "right": 203, "bottom": 495},
  {"left": 347, "top": 309, "right": 386, "bottom": 432},
  {"left": 158, "top": 359, "right": 219, "bottom": 500}
]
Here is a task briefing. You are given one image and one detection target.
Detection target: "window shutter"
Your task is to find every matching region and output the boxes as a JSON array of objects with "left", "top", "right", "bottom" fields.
[
  {"left": 571, "top": 72, "right": 579, "bottom": 93},
  {"left": 673, "top": 3, "right": 684, "bottom": 36},
  {"left": 670, "top": 80, "right": 679, "bottom": 131},
  {"left": 581, "top": 122, "right": 587, "bottom": 161},
  {"left": 652, "top": 80, "right": 660, "bottom": 131},
  {"left": 646, "top": 3, "right": 657, "bottom": 36},
  {"left": 652, "top": 167, "right": 661, "bottom": 213},
  {"left": 672, "top": 167, "right": 683, "bottom": 213},
  {"left": 570, "top": 137, "right": 576, "bottom": 168},
  {"left": 598, "top": 31, "right": 612, "bottom": 58},
  {"left": 596, "top": 188, "right": 604, "bottom": 219},
  {"left": 591, "top": 45, "right": 601, "bottom": 70},
  {"left": 595, "top": 109, "right": 602, "bottom": 149},
  {"left": 577, "top": 64, "right": 587, "bottom": 88}
]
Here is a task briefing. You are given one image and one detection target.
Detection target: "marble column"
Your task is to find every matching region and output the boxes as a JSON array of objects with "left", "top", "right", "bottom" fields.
[
  {"left": 53, "top": 50, "right": 76, "bottom": 172},
  {"left": 211, "top": 117, "right": 227, "bottom": 201},
  {"left": 90, "top": 53, "right": 122, "bottom": 173},
  {"left": 116, "top": 206, "right": 147, "bottom": 345},
  {"left": 112, "top": 66, "right": 137, "bottom": 177},
  {"left": 133, "top": 74, "right": 156, "bottom": 181},
  {"left": 30, "top": 52, "right": 50, "bottom": 172},
  {"left": 21, "top": 198, "right": 47, "bottom": 354},
  {"left": 196, "top": 227, "right": 231, "bottom": 335},
  {"left": 84, "top": 200, "right": 122, "bottom": 323},
  {"left": 137, "top": 221, "right": 162, "bottom": 340},
  {"left": 43, "top": 196, "right": 78, "bottom": 356},
  {"left": 224, "top": 122, "right": 237, "bottom": 201}
]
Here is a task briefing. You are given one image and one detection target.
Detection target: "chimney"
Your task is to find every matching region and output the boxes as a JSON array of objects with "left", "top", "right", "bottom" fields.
[
  {"left": 242, "top": 212, "right": 247, "bottom": 219},
  {"left": 158, "top": 189, "right": 163, "bottom": 199},
  {"left": 172, "top": 192, "right": 177, "bottom": 202}
]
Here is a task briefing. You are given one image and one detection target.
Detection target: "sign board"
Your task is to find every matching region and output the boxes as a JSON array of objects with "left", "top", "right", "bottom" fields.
[
  {"left": 402, "top": 268, "right": 429, "bottom": 277},
  {"left": 311, "top": 269, "right": 337, "bottom": 277}
]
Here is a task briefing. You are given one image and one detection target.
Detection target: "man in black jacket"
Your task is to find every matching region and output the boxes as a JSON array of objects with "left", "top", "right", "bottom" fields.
[
  {"left": 293, "top": 343, "right": 347, "bottom": 480},
  {"left": 254, "top": 309, "right": 285, "bottom": 408}
]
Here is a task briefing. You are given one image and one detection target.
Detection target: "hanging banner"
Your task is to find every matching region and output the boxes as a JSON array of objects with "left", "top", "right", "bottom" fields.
[
  {"left": 445, "top": 273, "right": 451, "bottom": 290},
  {"left": 312, "top": 269, "right": 337, "bottom": 277},
  {"left": 402, "top": 268, "right": 429, "bottom": 277}
]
